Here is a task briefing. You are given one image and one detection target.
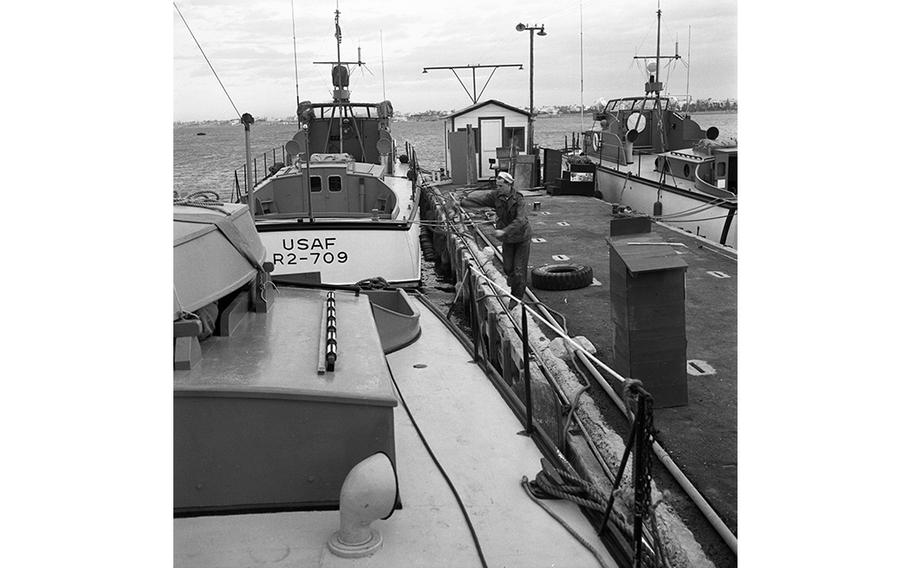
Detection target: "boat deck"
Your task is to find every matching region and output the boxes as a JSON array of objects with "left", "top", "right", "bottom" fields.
[
  {"left": 590, "top": 151, "right": 697, "bottom": 194},
  {"left": 467, "top": 191, "right": 738, "bottom": 532},
  {"left": 175, "top": 296, "right": 615, "bottom": 567}
]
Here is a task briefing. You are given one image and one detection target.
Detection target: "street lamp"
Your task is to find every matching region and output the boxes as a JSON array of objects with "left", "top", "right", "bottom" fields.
[{"left": 516, "top": 23, "right": 546, "bottom": 153}]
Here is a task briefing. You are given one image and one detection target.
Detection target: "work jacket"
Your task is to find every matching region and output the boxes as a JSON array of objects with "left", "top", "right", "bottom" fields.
[{"left": 460, "top": 188, "right": 531, "bottom": 243}]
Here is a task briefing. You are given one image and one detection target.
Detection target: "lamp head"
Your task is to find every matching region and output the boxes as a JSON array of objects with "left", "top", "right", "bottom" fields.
[
  {"left": 516, "top": 23, "right": 526, "bottom": 32},
  {"left": 537, "top": 26, "right": 547, "bottom": 36}
]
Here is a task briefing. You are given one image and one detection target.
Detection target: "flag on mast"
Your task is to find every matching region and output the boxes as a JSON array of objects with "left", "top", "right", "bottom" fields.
[{"left": 335, "top": 11, "right": 342, "bottom": 44}]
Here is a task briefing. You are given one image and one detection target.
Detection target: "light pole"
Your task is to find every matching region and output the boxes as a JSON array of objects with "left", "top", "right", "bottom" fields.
[{"left": 515, "top": 23, "right": 546, "bottom": 153}]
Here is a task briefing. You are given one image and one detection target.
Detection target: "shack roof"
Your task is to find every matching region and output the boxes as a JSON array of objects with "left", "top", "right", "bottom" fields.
[{"left": 446, "top": 99, "right": 531, "bottom": 120}]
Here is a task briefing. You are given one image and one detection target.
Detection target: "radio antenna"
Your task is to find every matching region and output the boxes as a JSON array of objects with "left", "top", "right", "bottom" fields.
[
  {"left": 380, "top": 29, "right": 387, "bottom": 100},
  {"left": 291, "top": 0, "right": 300, "bottom": 125}
]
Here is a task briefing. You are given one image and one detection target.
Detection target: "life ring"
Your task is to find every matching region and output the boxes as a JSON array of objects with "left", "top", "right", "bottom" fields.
[{"left": 591, "top": 133, "right": 601, "bottom": 149}]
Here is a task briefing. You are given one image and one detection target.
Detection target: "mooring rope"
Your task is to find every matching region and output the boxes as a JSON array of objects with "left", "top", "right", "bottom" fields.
[{"left": 521, "top": 476, "right": 613, "bottom": 568}]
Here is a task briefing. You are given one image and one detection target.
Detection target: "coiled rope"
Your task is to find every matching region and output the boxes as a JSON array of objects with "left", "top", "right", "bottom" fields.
[
  {"left": 521, "top": 476, "right": 613, "bottom": 568},
  {"left": 173, "top": 191, "right": 233, "bottom": 214}
]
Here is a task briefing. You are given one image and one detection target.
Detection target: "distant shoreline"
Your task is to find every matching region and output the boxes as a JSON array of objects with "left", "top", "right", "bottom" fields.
[{"left": 175, "top": 109, "right": 737, "bottom": 126}]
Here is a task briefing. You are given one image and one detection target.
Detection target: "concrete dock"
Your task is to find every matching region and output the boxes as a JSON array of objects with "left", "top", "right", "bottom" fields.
[{"left": 454, "top": 189, "right": 738, "bottom": 536}]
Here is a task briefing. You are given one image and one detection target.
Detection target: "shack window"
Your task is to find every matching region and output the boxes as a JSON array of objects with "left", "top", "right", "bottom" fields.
[
  {"left": 504, "top": 127, "right": 526, "bottom": 152},
  {"left": 310, "top": 176, "right": 322, "bottom": 192},
  {"left": 328, "top": 175, "right": 343, "bottom": 192},
  {"left": 717, "top": 163, "right": 727, "bottom": 177}
]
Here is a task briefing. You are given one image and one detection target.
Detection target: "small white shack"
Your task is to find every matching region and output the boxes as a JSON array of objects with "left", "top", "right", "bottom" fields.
[{"left": 444, "top": 99, "right": 531, "bottom": 180}]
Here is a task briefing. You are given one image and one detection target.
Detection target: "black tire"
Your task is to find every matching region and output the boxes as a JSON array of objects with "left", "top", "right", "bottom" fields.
[{"left": 531, "top": 264, "right": 594, "bottom": 291}]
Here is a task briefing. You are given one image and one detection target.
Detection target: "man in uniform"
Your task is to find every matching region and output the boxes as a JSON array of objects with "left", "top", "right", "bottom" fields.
[{"left": 452, "top": 171, "right": 531, "bottom": 309}]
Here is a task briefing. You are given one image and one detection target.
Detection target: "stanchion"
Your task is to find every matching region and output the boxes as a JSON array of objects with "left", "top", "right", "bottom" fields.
[{"left": 520, "top": 303, "right": 534, "bottom": 436}]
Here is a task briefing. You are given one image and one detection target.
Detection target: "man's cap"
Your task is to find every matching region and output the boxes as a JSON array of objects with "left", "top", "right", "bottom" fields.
[{"left": 497, "top": 172, "right": 514, "bottom": 184}]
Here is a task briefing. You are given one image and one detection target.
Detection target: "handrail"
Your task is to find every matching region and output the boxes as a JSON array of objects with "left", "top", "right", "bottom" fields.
[{"left": 233, "top": 144, "right": 291, "bottom": 202}]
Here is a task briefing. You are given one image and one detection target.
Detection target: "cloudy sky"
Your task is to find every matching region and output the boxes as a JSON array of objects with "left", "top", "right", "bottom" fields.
[{"left": 173, "top": 0, "right": 736, "bottom": 120}]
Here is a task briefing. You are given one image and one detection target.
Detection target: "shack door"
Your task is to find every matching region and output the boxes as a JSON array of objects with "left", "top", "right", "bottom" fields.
[{"left": 479, "top": 117, "right": 504, "bottom": 178}]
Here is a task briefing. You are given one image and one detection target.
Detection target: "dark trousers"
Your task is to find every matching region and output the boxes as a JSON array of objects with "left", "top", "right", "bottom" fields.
[{"left": 502, "top": 238, "right": 531, "bottom": 302}]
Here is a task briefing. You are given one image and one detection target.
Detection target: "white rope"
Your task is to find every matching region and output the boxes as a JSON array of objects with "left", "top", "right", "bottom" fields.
[{"left": 465, "top": 265, "right": 627, "bottom": 384}]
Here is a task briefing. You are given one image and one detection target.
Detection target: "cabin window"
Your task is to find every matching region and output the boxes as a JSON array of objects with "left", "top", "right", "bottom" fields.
[
  {"left": 328, "top": 175, "right": 343, "bottom": 192},
  {"left": 633, "top": 99, "right": 646, "bottom": 111},
  {"left": 618, "top": 100, "right": 634, "bottom": 111},
  {"left": 504, "top": 127, "right": 526, "bottom": 152},
  {"left": 310, "top": 176, "right": 322, "bottom": 192}
]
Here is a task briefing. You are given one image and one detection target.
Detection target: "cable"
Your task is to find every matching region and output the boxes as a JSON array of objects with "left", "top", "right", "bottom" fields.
[
  {"left": 173, "top": 2, "right": 242, "bottom": 119},
  {"left": 655, "top": 213, "right": 732, "bottom": 223},
  {"left": 387, "top": 364, "right": 489, "bottom": 568}
]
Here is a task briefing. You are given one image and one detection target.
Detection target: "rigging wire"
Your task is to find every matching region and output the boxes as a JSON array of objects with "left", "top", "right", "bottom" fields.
[{"left": 173, "top": 2, "right": 241, "bottom": 119}]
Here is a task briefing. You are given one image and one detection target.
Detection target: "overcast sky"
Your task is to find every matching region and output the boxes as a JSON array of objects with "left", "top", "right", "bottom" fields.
[{"left": 173, "top": 0, "right": 736, "bottom": 120}]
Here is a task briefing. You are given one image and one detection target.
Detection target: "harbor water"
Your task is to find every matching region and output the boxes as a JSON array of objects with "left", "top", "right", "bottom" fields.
[{"left": 173, "top": 112, "right": 737, "bottom": 198}]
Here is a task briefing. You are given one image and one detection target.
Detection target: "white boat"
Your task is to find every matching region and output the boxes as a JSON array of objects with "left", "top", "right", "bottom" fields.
[
  {"left": 239, "top": 15, "right": 421, "bottom": 287},
  {"left": 173, "top": 284, "right": 621, "bottom": 567},
  {"left": 580, "top": 9, "right": 738, "bottom": 248},
  {"left": 250, "top": 153, "right": 421, "bottom": 287}
]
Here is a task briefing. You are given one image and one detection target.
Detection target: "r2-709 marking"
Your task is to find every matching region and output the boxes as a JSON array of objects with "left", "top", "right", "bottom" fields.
[{"left": 273, "top": 251, "right": 349, "bottom": 265}]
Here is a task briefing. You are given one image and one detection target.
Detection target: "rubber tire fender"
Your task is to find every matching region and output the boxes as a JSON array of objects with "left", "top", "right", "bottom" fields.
[{"left": 530, "top": 263, "right": 594, "bottom": 291}]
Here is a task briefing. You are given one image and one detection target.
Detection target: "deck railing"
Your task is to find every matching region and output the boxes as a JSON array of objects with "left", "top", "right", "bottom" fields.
[{"left": 232, "top": 145, "right": 292, "bottom": 202}]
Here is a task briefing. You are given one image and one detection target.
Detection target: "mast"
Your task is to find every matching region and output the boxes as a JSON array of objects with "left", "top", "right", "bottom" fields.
[
  {"left": 335, "top": 7, "right": 343, "bottom": 154},
  {"left": 314, "top": 7, "right": 368, "bottom": 156},
  {"left": 632, "top": 2, "right": 679, "bottom": 152}
]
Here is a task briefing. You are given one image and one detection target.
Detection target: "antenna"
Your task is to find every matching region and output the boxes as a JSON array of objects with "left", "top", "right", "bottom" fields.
[
  {"left": 380, "top": 28, "right": 386, "bottom": 100},
  {"left": 422, "top": 64, "right": 523, "bottom": 104},
  {"left": 579, "top": 0, "right": 584, "bottom": 135},
  {"left": 685, "top": 26, "right": 691, "bottom": 115},
  {"left": 291, "top": 0, "right": 300, "bottom": 126}
]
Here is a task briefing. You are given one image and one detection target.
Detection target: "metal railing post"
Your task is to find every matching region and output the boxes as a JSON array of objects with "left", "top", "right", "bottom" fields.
[{"left": 522, "top": 303, "right": 534, "bottom": 434}]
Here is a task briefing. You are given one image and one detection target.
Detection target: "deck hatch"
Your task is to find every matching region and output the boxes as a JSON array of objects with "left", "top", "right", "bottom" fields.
[{"left": 174, "top": 288, "right": 397, "bottom": 515}]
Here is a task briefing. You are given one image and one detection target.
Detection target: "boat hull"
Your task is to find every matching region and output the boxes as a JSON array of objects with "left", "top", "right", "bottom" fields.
[
  {"left": 596, "top": 166, "right": 738, "bottom": 248},
  {"left": 256, "top": 221, "right": 421, "bottom": 286}
]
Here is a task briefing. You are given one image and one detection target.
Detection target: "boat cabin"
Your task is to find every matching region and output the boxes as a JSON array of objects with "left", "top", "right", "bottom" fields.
[
  {"left": 444, "top": 99, "right": 531, "bottom": 182},
  {"left": 595, "top": 96, "right": 706, "bottom": 154},
  {"left": 251, "top": 154, "right": 399, "bottom": 219},
  {"left": 291, "top": 100, "right": 394, "bottom": 165}
]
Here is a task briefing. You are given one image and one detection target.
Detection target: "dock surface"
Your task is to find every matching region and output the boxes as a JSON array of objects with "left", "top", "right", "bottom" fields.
[{"left": 467, "top": 191, "right": 738, "bottom": 532}]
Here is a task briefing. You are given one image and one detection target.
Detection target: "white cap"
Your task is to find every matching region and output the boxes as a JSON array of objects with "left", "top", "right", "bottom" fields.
[{"left": 497, "top": 172, "right": 514, "bottom": 184}]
